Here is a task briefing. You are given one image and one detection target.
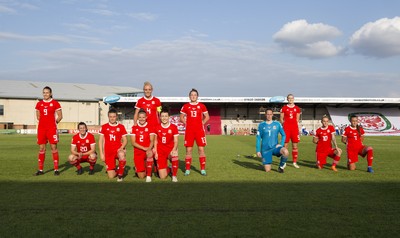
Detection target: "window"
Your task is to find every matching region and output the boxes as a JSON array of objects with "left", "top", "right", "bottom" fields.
[{"left": 0, "top": 105, "right": 3, "bottom": 116}]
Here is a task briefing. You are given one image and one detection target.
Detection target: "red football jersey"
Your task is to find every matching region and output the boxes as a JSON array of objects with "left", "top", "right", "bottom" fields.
[
  {"left": 280, "top": 105, "right": 301, "bottom": 127},
  {"left": 131, "top": 122, "right": 156, "bottom": 147},
  {"left": 135, "top": 96, "right": 161, "bottom": 127},
  {"left": 155, "top": 123, "right": 179, "bottom": 152},
  {"left": 71, "top": 132, "right": 96, "bottom": 153},
  {"left": 99, "top": 123, "right": 128, "bottom": 150},
  {"left": 180, "top": 102, "right": 208, "bottom": 130},
  {"left": 35, "top": 99, "right": 62, "bottom": 129},
  {"left": 315, "top": 125, "right": 335, "bottom": 153},
  {"left": 343, "top": 126, "right": 364, "bottom": 149}
]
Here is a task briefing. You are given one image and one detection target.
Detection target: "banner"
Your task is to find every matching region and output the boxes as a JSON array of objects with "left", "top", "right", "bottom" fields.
[{"left": 327, "top": 107, "right": 400, "bottom": 136}]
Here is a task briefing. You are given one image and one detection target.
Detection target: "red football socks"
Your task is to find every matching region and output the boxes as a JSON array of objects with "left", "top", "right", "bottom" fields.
[
  {"left": 199, "top": 156, "right": 206, "bottom": 170},
  {"left": 52, "top": 150, "right": 59, "bottom": 170},
  {"left": 38, "top": 150, "right": 45, "bottom": 171},
  {"left": 185, "top": 157, "right": 192, "bottom": 171},
  {"left": 118, "top": 159, "right": 126, "bottom": 176},
  {"left": 292, "top": 149, "right": 298, "bottom": 163},
  {"left": 367, "top": 149, "right": 373, "bottom": 167}
]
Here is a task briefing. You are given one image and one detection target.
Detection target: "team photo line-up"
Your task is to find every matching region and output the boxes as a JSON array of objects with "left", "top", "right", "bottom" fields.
[{"left": 34, "top": 83, "right": 375, "bottom": 182}]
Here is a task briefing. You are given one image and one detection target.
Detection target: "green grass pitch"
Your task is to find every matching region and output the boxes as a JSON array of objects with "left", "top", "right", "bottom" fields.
[{"left": 0, "top": 134, "right": 399, "bottom": 237}]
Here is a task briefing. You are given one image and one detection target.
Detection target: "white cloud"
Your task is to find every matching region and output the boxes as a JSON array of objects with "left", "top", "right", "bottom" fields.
[
  {"left": 0, "top": 4, "right": 16, "bottom": 14},
  {"left": 64, "top": 23, "right": 92, "bottom": 31},
  {"left": 3, "top": 38, "right": 398, "bottom": 97},
  {"left": 19, "top": 3, "right": 39, "bottom": 10},
  {"left": 0, "top": 31, "right": 107, "bottom": 45},
  {"left": 0, "top": 31, "right": 71, "bottom": 43},
  {"left": 80, "top": 8, "right": 119, "bottom": 16},
  {"left": 350, "top": 17, "right": 400, "bottom": 58},
  {"left": 273, "top": 19, "right": 343, "bottom": 58},
  {"left": 127, "top": 12, "right": 158, "bottom": 21}
]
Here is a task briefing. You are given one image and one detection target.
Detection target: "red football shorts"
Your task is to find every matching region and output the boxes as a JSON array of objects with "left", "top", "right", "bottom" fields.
[
  {"left": 316, "top": 148, "right": 336, "bottom": 166},
  {"left": 37, "top": 128, "right": 59, "bottom": 145},
  {"left": 156, "top": 148, "right": 172, "bottom": 170},
  {"left": 134, "top": 149, "right": 146, "bottom": 173},
  {"left": 347, "top": 145, "right": 366, "bottom": 164},
  {"left": 284, "top": 126, "right": 300, "bottom": 143},
  {"left": 104, "top": 148, "right": 119, "bottom": 171},
  {"left": 184, "top": 128, "right": 207, "bottom": 147}
]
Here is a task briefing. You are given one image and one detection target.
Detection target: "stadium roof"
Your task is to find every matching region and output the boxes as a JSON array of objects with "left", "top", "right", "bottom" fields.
[
  {"left": 113, "top": 96, "right": 400, "bottom": 108},
  {"left": 116, "top": 96, "right": 400, "bottom": 104},
  {"left": 0, "top": 80, "right": 142, "bottom": 102}
]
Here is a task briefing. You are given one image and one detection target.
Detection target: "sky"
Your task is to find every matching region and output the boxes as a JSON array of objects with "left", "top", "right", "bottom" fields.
[{"left": 1, "top": 0, "right": 400, "bottom": 97}]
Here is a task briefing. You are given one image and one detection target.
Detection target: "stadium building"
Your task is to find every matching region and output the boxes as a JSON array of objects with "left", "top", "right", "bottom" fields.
[
  {"left": 0, "top": 80, "right": 141, "bottom": 133},
  {"left": 109, "top": 96, "right": 400, "bottom": 136},
  {"left": 1, "top": 80, "right": 400, "bottom": 136}
]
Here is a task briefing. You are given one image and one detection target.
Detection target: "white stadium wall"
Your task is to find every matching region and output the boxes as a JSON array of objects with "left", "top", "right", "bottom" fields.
[
  {"left": 0, "top": 98, "right": 103, "bottom": 130},
  {"left": 0, "top": 99, "right": 37, "bottom": 127}
]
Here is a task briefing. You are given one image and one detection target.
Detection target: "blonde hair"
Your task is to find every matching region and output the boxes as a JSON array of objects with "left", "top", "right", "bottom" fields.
[
  {"left": 143, "top": 81, "right": 153, "bottom": 90},
  {"left": 321, "top": 114, "right": 330, "bottom": 123}
]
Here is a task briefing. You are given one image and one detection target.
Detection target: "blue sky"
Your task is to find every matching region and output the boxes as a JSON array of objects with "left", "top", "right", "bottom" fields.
[{"left": 1, "top": 0, "right": 400, "bottom": 97}]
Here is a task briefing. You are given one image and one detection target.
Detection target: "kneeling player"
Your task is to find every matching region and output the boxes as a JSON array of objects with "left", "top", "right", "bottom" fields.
[
  {"left": 68, "top": 122, "right": 97, "bottom": 175},
  {"left": 313, "top": 115, "right": 341, "bottom": 171},
  {"left": 342, "top": 115, "right": 374, "bottom": 173},
  {"left": 131, "top": 110, "right": 155, "bottom": 182},
  {"left": 154, "top": 109, "right": 179, "bottom": 182},
  {"left": 99, "top": 109, "right": 128, "bottom": 182},
  {"left": 256, "top": 109, "right": 289, "bottom": 173}
]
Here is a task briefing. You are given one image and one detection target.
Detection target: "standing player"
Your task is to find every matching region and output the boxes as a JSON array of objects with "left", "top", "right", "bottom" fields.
[
  {"left": 180, "top": 88, "right": 210, "bottom": 176},
  {"left": 131, "top": 110, "right": 156, "bottom": 182},
  {"left": 256, "top": 108, "right": 289, "bottom": 173},
  {"left": 34, "top": 86, "right": 63, "bottom": 176},
  {"left": 313, "top": 115, "right": 341, "bottom": 171},
  {"left": 133, "top": 81, "right": 161, "bottom": 127},
  {"left": 68, "top": 122, "right": 97, "bottom": 175},
  {"left": 341, "top": 115, "right": 374, "bottom": 173},
  {"left": 280, "top": 94, "right": 301, "bottom": 168},
  {"left": 99, "top": 108, "right": 128, "bottom": 182},
  {"left": 154, "top": 108, "right": 179, "bottom": 182}
]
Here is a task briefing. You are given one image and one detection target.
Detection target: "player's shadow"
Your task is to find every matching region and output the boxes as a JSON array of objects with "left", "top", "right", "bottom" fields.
[
  {"left": 233, "top": 155, "right": 285, "bottom": 173},
  {"left": 232, "top": 159, "right": 264, "bottom": 172},
  {"left": 178, "top": 160, "right": 201, "bottom": 174},
  {"left": 296, "top": 161, "right": 317, "bottom": 169},
  {"left": 44, "top": 161, "right": 74, "bottom": 174},
  {"left": 299, "top": 160, "right": 347, "bottom": 170},
  {"left": 46, "top": 161, "right": 105, "bottom": 175}
]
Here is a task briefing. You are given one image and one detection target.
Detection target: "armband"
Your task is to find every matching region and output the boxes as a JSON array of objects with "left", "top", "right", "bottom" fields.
[{"left": 157, "top": 106, "right": 162, "bottom": 112}]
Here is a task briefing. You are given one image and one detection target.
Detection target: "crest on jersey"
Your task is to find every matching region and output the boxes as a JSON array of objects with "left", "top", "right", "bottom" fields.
[
  {"left": 116, "top": 128, "right": 120, "bottom": 132},
  {"left": 168, "top": 129, "right": 172, "bottom": 134},
  {"left": 273, "top": 126, "right": 277, "bottom": 129},
  {"left": 145, "top": 128, "right": 148, "bottom": 132},
  {"left": 197, "top": 106, "right": 200, "bottom": 109},
  {"left": 152, "top": 101, "right": 155, "bottom": 104},
  {"left": 86, "top": 139, "right": 89, "bottom": 143},
  {"left": 50, "top": 103, "right": 53, "bottom": 107}
]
